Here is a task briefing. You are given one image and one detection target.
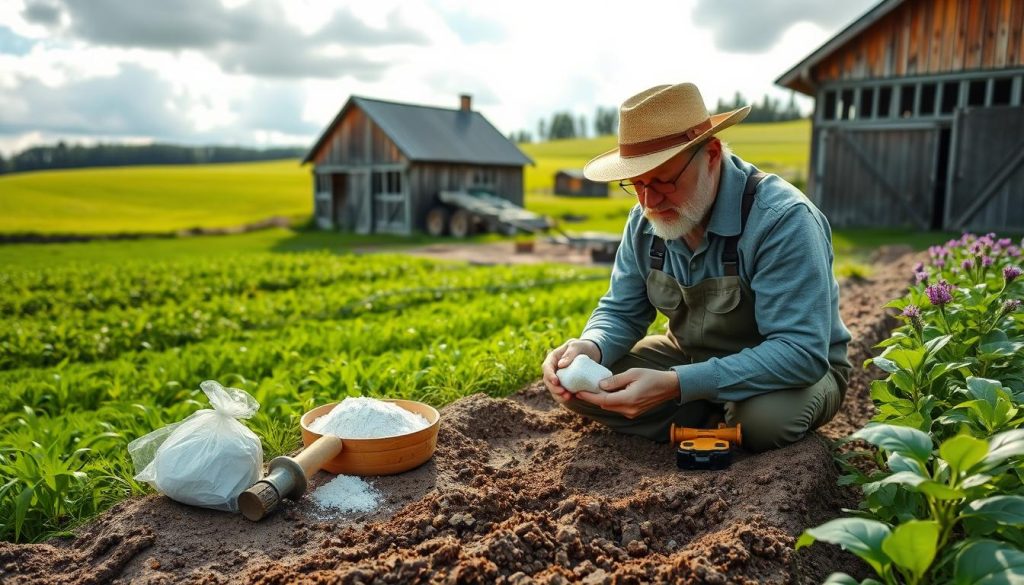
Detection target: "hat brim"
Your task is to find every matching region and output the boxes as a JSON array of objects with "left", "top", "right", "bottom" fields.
[{"left": 583, "top": 106, "right": 751, "bottom": 182}]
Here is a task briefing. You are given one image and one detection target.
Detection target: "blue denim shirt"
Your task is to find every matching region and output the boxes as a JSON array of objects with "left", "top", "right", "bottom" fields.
[{"left": 580, "top": 153, "right": 852, "bottom": 404}]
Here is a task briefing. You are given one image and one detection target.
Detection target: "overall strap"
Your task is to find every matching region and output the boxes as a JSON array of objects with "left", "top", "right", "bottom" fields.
[
  {"left": 650, "top": 235, "right": 667, "bottom": 271},
  {"left": 722, "top": 171, "right": 767, "bottom": 276}
]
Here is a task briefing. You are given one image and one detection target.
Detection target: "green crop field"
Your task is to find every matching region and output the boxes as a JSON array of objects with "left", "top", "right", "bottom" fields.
[
  {"left": 0, "top": 252, "right": 645, "bottom": 542},
  {"left": 0, "top": 119, "right": 811, "bottom": 236}
]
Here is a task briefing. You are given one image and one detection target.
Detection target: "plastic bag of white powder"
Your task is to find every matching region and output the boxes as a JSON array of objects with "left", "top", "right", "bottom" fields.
[{"left": 128, "top": 380, "right": 263, "bottom": 513}]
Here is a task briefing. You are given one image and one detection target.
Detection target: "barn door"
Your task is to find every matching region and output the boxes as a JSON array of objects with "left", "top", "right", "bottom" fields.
[
  {"left": 372, "top": 170, "right": 410, "bottom": 234},
  {"left": 818, "top": 127, "right": 937, "bottom": 229},
  {"left": 349, "top": 170, "right": 372, "bottom": 235},
  {"left": 946, "top": 107, "right": 1024, "bottom": 232}
]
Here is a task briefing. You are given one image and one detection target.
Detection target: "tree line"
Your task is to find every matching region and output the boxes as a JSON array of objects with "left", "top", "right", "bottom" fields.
[
  {"left": 510, "top": 91, "right": 805, "bottom": 143},
  {"left": 0, "top": 142, "right": 307, "bottom": 174}
]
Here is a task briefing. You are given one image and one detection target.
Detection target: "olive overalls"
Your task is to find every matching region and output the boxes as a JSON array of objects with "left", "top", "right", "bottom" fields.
[{"left": 565, "top": 173, "right": 852, "bottom": 452}]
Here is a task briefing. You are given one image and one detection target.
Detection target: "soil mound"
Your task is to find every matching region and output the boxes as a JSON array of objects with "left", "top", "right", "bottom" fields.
[{"left": 0, "top": 254, "right": 920, "bottom": 584}]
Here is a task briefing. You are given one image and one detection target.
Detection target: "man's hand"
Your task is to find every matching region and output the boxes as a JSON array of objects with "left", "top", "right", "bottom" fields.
[
  {"left": 542, "top": 339, "right": 602, "bottom": 404},
  {"left": 574, "top": 368, "right": 680, "bottom": 418}
]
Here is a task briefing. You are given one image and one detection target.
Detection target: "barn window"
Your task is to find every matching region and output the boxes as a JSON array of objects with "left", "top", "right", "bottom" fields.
[
  {"left": 316, "top": 174, "right": 332, "bottom": 193},
  {"left": 840, "top": 89, "right": 855, "bottom": 120},
  {"left": 861, "top": 87, "right": 875, "bottom": 118},
  {"left": 898, "top": 85, "right": 916, "bottom": 117},
  {"left": 822, "top": 91, "right": 837, "bottom": 120},
  {"left": 877, "top": 86, "right": 893, "bottom": 118},
  {"left": 968, "top": 80, "right": 987, "bottom": 106},
  {"left": 371, "top": 171, "right": 402, "bottom": 194},
  {"left": 992, "top": 77, "right": 1012, "bottom": 105},
  {"left": 472, "top": 168, "right": 496, "bottom": 187},
  {"left": 919, "top": 83, "right": 937, "bottom": 116},
  {"left": 940, "top": 81, "right": 960, "bottom": 114}
]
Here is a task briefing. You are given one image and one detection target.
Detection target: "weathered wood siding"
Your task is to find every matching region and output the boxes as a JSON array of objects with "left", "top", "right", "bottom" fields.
[
  {"left": 948, "top": 105, "right": 1024, "bottom": 231},
  {"left": 816, "top": 126, "right": 938, "bottom": 228},
  {"left": 814, "top": 0, "right": 1024, "bottom": 84},
  {"left": 311, "top": 107, "right": 405, "bottom": 167},
  {"left": 407, "top": 164, "right": 523, "bottom": 230}
]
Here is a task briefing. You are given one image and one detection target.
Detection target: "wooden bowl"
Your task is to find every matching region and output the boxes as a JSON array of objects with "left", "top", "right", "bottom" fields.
[{"left": 299, "top": 399, "right": 440, "bottom": 476}]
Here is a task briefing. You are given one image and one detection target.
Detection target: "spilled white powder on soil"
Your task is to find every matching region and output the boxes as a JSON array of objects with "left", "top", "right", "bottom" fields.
[
  {"left": 310, "top": 396, "right": 430, "bottom": 438},
  {"left": 311, "top": 474, "right": 380, "bottom": 515}
]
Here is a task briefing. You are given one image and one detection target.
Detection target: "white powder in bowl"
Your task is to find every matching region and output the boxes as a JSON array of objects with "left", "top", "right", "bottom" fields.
[
  {"left": 311, "top": 474, "right": 380, "bottom": 514},
  {"left": 309, "top": 396, "right": 431, "bottom": 438}
]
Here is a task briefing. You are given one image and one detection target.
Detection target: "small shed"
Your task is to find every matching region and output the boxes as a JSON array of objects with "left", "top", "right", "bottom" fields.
[
  {"left": 302, "top": 94, "right": 533, "bottom": 235},
  {"left": 554, "top": 169, "right": 609, "bottom": 197},
  {"left": 776, "top": 0, "right": 1024, "bottom": 232}
]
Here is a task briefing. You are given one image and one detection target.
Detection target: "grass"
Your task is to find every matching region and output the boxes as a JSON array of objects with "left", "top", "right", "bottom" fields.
[
  {"left": 0, "top": 120, "right": 812, "bottom": 236},
  {"left": 0, "top": 159, "right": 311, "bottom": 234}
]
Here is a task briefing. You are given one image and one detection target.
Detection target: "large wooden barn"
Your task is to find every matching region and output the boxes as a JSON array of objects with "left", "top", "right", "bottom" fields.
[
  {"left": 302, "top": 95, "right": 533, "bottom": 235},
  {"left": 776, "top": 0, "right": 1024, "bottom": 231}
]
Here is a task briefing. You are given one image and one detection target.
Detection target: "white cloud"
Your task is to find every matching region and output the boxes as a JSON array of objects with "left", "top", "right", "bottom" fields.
[{"left": 0, "top": 0, "right": 877, "bottom": 156}]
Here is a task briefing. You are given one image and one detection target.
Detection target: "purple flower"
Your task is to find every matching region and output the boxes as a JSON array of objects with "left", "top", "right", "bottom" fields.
[
  {"left": 934, "top": 259, "right": 946, "bottom": 268},
  {"left": 1002, "top": 299, "right": 1022, "bottom": 315},
  {"left": 982, "top": 256, "right": 994, "bottom": 267},
  {"left": 914, "top": 261, "right": 925, "bottom": 272},
  {"left": 901, "top": 304, "right": 924, "bottom": 331},
  {"left": 914, "top": 270, "right": 929, "bottom": 285},
  {"left": 1004, "top": 265, "right": 1022, "bottom": 283},
  {"left": 962, "top": 258, "right": 975, "bottom": 271},
  {"left": 926, "top": 280, "right": 954, "bottom": 307},
  {"left": 1008, "top": 246, "right": 1021, "bottom": 258}
]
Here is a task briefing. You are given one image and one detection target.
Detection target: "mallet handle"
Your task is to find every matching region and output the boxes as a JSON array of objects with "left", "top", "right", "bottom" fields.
[{"left": 293, "top": 434, "right": 344, "bottom": 478}]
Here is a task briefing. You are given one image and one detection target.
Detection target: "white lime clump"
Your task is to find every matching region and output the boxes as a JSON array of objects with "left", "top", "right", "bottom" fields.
[
  {"left": 310, "top": 396, "right": 430, "bottom": 438},
  {"left": 556, "top": 354, "right": 612, "bottom": 393}
]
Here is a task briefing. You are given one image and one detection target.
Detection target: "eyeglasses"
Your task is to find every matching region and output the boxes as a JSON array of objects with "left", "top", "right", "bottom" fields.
[{"left": 619, "top": 143, "right": 705, "bottom": 197}]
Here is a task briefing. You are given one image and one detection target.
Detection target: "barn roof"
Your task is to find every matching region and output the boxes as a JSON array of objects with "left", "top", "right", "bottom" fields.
[
  {"left": 302, "top": 96, "right": 534, "bottom": 166},
  {"left": 776, "top": 0, "right": 903, "bottom": 95}
]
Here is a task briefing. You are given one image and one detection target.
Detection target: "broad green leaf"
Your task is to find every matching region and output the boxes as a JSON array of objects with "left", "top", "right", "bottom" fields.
[
  {"left": 962, "top": 496, "right": 1024, "bottom": 527},
  {"left": 823, "top": 574, "right": 883, "bottom": 585},
  {"left": 982, "top": 429, "right": 1024, "bottom": 467},
  {"left": 852, "top": 424, "right": 933, "bottom": 462},
  {"left": 871, "top": 357, "right": 899, "bottom": 374},
  {"left": 967, "top": 377, "right": 1002, "bottom": 404},
  {"left": 888, "top": 452, "right": 927, "bottom": 476},
  {"left": 14, "top": 482, "right": 35, "bottom": 542},
  {"left": 924, "top": 334, "right": 953, "bottom": 356},
  {"left": 961, "top": 473, "right": 994, "bottom": 490},
  {"left": 797, "top": 518, "right": 892, "bottom": 575},
  {"left": 882, "top": 520, "right": 940, "bottom": 580},
  {"left": 940, "top": 434, "right": 990, "bottom": 476},
  {"left": 929, "top": 361, "right": 972, "bottom": 384},
  {"left": 883, "top": 347, "right": 926, "bottom": 372},
  {"left": 954, "top": 539, "right": 1024, "bottom": 584},
  {"left": 893, "top": 371, "right": 917, "bottom": 395},
  {"left": 917, "top": 480, "right": 966, "bottom": 500},
  {"left": 870, "top": 380, "right": 898, "bottom": 402}
]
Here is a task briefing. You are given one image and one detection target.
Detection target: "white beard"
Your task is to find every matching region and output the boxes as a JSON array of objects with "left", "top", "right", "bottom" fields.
[{"left": 645, "top": 161, "right": 717, "bottom": 241}]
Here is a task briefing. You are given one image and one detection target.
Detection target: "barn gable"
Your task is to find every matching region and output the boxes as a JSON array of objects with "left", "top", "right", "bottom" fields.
[{"left": 776, "top": 0, "right": 1024, "bottom": 232}]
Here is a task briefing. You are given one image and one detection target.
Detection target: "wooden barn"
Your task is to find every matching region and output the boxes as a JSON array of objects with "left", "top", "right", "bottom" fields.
[
  {"left": 776, "top": 0, "right": 1024, "bottom": 231},
  {"left": 302, "top": 94, "right": 533, "bottom": 235},
  {"left": 554, "top": 169, "right": 609, "bottom": 197}
]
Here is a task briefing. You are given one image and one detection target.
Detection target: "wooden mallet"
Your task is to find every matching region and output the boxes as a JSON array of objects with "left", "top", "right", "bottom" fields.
[{"left": 238, "top": 434, "right": 343, "bottom": 521}]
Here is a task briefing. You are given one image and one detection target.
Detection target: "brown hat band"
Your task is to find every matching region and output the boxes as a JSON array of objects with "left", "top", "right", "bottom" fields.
[{"left": 618, "top": 119, "right": 712, "bottom": 158}]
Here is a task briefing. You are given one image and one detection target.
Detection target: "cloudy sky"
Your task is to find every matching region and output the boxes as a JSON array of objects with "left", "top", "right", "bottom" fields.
[{"left": 0, "top": 0, "right": 879, "bottom": 156}]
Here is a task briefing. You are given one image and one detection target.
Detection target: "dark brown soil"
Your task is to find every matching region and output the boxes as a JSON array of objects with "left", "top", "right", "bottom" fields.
[{"left": 0, "top": 251, "right": 921, "bottom": 585}]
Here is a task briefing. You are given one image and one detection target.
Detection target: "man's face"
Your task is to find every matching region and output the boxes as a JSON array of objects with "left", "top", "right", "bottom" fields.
[{"left": 631, "top": 145, "right": 717, "bottom": 241}]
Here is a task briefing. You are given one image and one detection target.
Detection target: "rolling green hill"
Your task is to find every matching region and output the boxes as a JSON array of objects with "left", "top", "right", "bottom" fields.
[{"left": 0, "top": 119, "right": 810, "bottom": 235}]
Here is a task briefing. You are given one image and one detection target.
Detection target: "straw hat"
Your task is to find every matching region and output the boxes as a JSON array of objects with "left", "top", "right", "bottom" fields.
[{"left": 583, "top": 83, "right": 750, "bottom": 182}]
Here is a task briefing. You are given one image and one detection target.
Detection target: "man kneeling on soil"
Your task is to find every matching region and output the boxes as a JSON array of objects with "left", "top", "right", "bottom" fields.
[{"left": 542, "top": 82, "right": 852, "bottom": 453}]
